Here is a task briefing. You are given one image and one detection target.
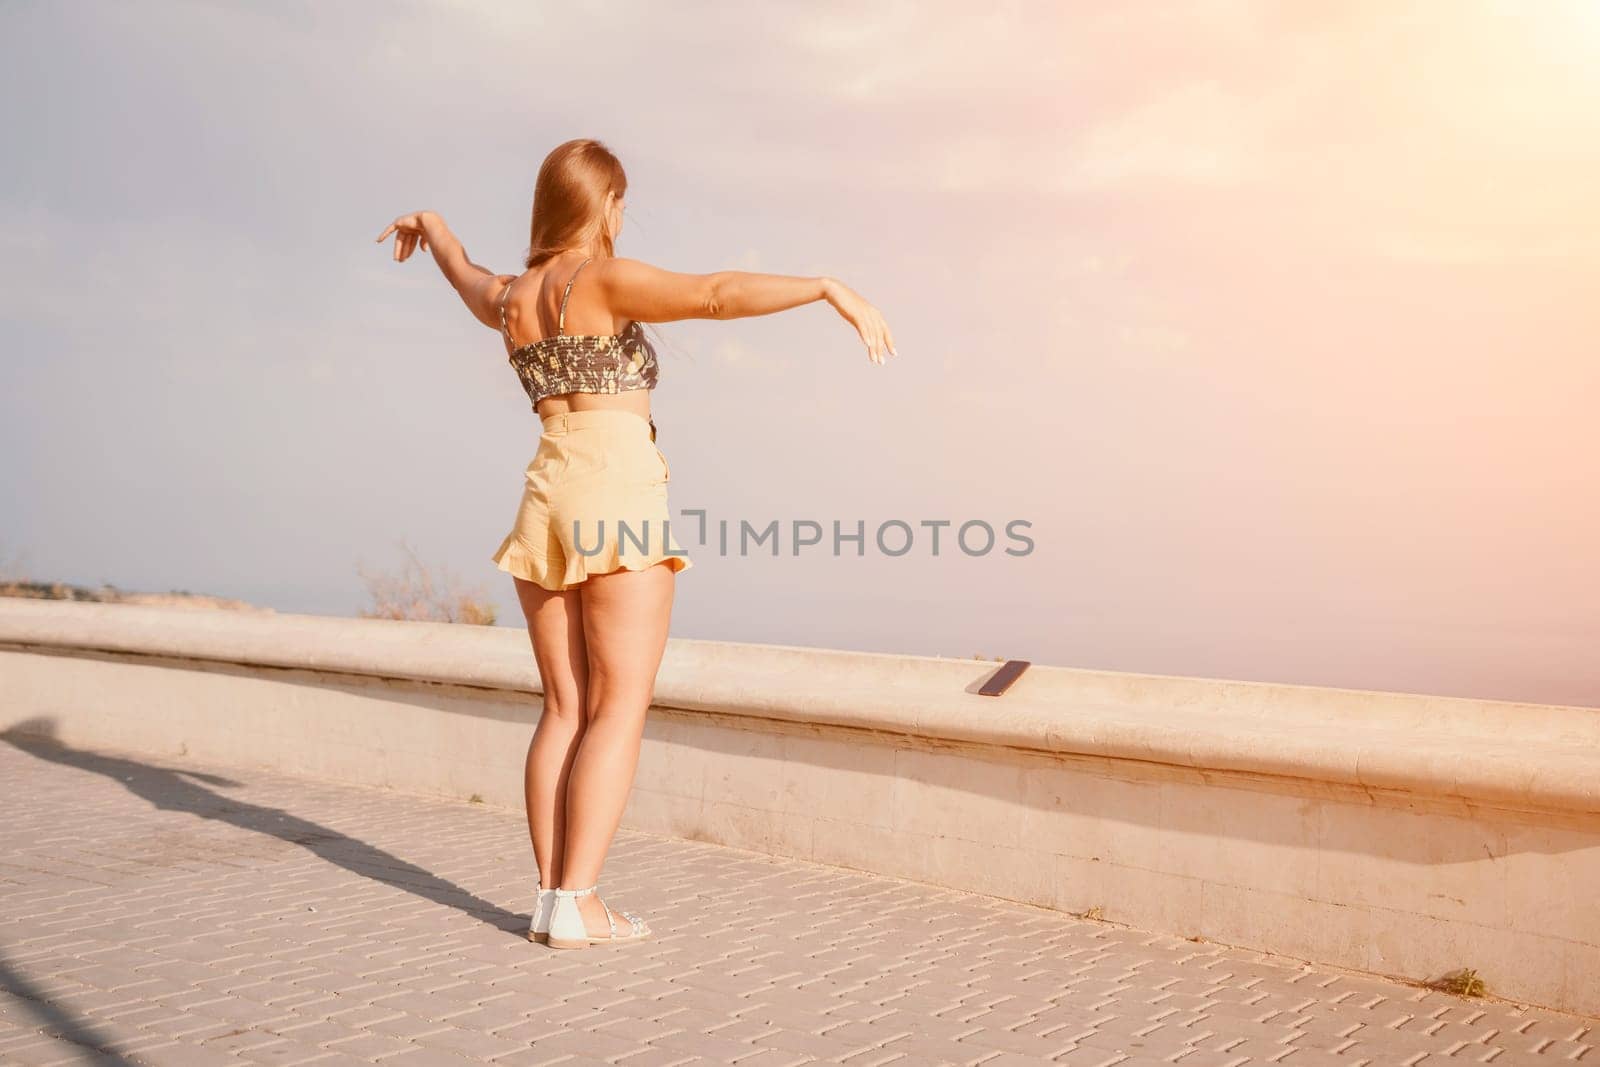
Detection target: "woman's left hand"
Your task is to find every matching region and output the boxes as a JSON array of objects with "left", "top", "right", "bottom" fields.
[{"left": 375, "top": 212, "right": 433, "bottom": 262}]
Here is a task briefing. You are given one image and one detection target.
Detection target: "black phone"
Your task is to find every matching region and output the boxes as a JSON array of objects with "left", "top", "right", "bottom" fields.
[{"left": 978, "top": 659, "right": 1030, "bottom": 697}]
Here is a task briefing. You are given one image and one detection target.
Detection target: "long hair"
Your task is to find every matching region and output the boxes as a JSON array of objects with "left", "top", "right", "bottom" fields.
[{"left": 524, "top": 139, "right": 628, "bottom": 270}]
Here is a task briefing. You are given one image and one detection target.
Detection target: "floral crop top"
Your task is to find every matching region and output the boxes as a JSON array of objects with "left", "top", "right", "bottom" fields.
[{"left": 499, "top": 256, "right": 660, "bottom": 416}]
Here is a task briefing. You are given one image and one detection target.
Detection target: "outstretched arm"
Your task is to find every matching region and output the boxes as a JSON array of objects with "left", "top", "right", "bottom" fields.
[
  {"left": 598, "top": 257, "right": 898, "bottom": 365},
  {"left": 376, "top": 211, "right": 510, "bottom": 329}
]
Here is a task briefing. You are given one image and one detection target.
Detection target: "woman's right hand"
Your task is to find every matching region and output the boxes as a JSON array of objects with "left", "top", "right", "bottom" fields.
[
  {"left": 823, "top": 278, "right": 898, "bottom": 365},
  {"left": 375, "top": 211, "right": 435, "bottom": 262}
]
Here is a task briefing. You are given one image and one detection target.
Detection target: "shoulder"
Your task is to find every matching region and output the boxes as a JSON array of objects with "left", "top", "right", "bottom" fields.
[
  {"left": 464, "top": 268, "right": 518, "bottom": 331},
  {"left": 589, "top": 256, "right": 647, "bottom": 281},
  {"left": 587, "top": 256, "right": 719, "bottom": 324},
  {"left": 492, "top": 271, "right": 525, "bottom": 312},
  {"left": 587, "top": 255, "right": 681, "bottom": 296},
  {"left": 469, "top": 272, "right": 521, "bottom": 332},
  {"left": 580, "top": 255, "right": 635, "bottom": 303}
]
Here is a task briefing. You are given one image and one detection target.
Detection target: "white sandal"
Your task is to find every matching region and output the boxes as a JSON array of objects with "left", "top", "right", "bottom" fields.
[
  {"left": 527, "top": 883, "right": 557, "bottom": 944},
  {"left": 546, "top": 884, "right": 652, "bottom": 949}
]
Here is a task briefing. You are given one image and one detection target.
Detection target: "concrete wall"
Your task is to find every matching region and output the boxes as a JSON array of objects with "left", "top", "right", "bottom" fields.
[{"left": 2, "top": 599, "right": 1596, "bottom": 1015}]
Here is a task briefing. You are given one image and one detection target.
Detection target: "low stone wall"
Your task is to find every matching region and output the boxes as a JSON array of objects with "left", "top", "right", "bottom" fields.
[{"left": 1, "top": 599, "right": 1596, "bottom": 1015}]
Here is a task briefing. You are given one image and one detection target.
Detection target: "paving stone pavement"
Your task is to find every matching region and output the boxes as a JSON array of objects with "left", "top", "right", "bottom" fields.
[{"left": 0, "top": 733, "right": 1594, "bottom": 1067}]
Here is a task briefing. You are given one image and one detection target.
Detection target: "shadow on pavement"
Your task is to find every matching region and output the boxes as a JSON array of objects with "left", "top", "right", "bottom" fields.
[
  {"left": 1, "top": 721, "right": 527, "bottom": 938},
  {"left": 0, "top": 952, "right": 134, "bottom": 1065}
]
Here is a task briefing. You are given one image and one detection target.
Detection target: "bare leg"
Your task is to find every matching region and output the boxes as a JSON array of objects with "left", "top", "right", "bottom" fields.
[
  {"left": 513, "top": 576, "right": 588, "bottom": 889},
  {"left": 561, "top": 559, "right": 676, "bottom": 935}
]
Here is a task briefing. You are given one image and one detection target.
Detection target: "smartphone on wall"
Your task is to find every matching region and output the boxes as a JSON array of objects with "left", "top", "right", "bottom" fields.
[{"left": 978, "top": 659, "right": 1030, "bottom": 697}]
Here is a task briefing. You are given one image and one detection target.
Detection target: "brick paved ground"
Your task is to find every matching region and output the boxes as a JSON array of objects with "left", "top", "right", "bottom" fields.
[{"left": 0, "top": 732, "right": 1593, "bottom": 1067}]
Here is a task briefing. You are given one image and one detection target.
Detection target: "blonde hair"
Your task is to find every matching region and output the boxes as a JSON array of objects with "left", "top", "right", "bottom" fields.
[{"left": 524, "top": 138, "right": 628, "bottom": 270}]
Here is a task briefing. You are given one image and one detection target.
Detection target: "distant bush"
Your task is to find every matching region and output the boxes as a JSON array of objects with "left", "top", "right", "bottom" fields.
[
  {"left": 0, "top": 579, "right": 109, "bottom": 601},
  {"left": 357, "top": 539, "right": 496, "bottom": 626},
  {"left": 0, "top": 538, "right": 269, "bottom": 611}
]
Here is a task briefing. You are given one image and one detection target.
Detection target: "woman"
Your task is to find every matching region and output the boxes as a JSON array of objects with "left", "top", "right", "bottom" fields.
[{"left": 376, "top": 138, "right": 897, "bottom": 950}]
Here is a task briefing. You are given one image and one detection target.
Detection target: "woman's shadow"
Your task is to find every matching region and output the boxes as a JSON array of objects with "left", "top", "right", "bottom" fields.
[{"left": 1, "top": 719, "right": 527, "bottom": 936}]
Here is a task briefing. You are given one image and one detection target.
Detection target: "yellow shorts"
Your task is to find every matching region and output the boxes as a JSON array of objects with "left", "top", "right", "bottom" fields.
[{"left": 491, "top": 409, "right": 693, "bottom": 591}]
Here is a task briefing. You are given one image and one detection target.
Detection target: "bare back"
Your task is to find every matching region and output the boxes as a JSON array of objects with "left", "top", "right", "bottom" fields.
[{"left": 500, "top": 253, "right": 650, "bottom": 423}]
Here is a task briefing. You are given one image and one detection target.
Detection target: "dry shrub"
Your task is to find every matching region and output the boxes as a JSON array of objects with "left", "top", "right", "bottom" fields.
[{"left": 357, "top": 539, "right": 497, "bottom": 626}]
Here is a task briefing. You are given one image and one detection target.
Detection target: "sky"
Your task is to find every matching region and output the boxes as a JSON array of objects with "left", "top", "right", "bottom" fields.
[{"left": 3, "top": 0, "right": 1598, "bottom": 707}]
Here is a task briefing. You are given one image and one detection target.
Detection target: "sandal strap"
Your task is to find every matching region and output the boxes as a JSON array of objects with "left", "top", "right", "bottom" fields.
[
  {"left": 599, "top": 900, "right": 646, "bottom": 938},
  {"left": 554, "top": 884, "right": 598, "bottom": 897}
]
